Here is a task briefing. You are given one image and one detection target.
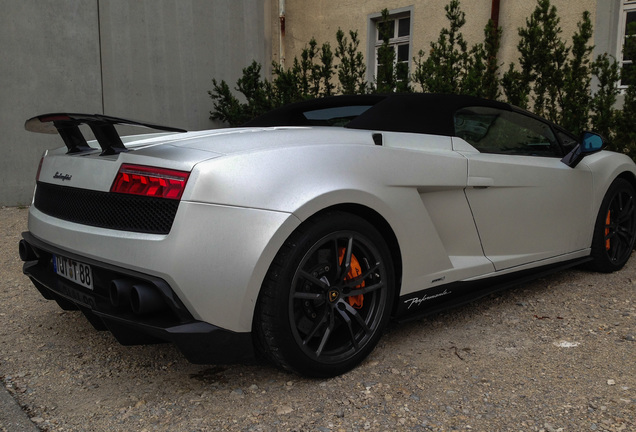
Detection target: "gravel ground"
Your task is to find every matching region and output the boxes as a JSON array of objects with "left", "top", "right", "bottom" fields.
[{"left": 1, "top": 206, "right": 634, "bottom": 432}]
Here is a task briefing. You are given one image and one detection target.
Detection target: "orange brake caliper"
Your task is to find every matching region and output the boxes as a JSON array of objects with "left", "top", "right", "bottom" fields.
[
  {"left": 338, "top": 248, "right": 365, "bottom": 309},
  {"left": 605, "top": 210, "right": 611, "bottom": 251}
]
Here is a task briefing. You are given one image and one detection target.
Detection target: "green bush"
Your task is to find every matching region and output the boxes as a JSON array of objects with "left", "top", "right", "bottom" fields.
[
  {"left": 209, "top": 0, "right": 635, "bottom": 162},
  {"left": 209, "top": 61, "right": 274, "bottom": 127},
  {"left": 503, "top": 0, "right": 569, "bottom": 117},
  {"left": 590, "top": 54, "right": 620, "bottom": 143},
  {"left": 209, "top": 33, "right": 365, "bottom": 126},
  {"left": 412, "top": 0, "right": 498, "bottom": 98},
  {"left": 334, "top": 29, "right": 368, "bottom": 94}
]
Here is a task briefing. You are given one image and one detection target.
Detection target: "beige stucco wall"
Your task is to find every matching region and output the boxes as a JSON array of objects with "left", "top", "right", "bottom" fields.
[
  {"left": 499, "top": 0, "right": 597, "bottom": 69},
  {"left": 273, "top": 0, "right": 598, "bottom": 86}
]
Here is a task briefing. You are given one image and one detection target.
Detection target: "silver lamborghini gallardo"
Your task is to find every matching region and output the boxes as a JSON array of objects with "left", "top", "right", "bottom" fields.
[{"left": 19, "top": 94, "right": 636, "bottom": 377}]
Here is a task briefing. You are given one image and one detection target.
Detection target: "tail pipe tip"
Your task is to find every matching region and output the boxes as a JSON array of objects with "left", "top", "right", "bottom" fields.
[
  {"left": 109, "top": 279, "right": 135, "bottom": 308},
  {"left": 19, "top": 239, "right": 38, "bottom": 261},
  {"left": 130, "top": 284, "right": 166, "bottom": 315}
]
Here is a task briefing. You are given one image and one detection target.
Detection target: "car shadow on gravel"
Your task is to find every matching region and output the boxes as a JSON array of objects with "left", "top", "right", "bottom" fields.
[{"left": 31, "top": 265, "right": 592, "bottom": 381}]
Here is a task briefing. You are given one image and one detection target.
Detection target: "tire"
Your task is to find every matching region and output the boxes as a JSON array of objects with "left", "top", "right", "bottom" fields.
[
  {"left": 254, "top": 212, "right": 395, "bottom": 377},
  {"left": 588, "top": 178, "right": 636, "bottom": 273}
]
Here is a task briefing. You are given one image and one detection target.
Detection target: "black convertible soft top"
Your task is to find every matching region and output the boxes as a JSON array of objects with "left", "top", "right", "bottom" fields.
[{"left": 244, "top": 93, "right": 515, "bottom": 136}]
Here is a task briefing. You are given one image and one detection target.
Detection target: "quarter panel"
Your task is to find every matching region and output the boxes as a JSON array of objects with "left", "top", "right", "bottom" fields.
[{"left": 187, "top": 139, "right": 493, "bottom": 297}]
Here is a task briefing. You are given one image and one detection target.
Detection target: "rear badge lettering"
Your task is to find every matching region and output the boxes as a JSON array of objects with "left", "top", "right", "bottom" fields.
[
  {"left": 404, "top": 289, "right": 451, "bottom": 309},
  {"left": 53, "top": 172, "right": 72, "bottom": 181}
]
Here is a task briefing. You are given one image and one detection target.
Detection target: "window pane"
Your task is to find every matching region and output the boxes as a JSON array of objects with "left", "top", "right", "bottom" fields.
[
  {"left": 625, "top": 12, "right": 636, "bottom": 64},
  {"left": 625, "top": 44, "right": 634, "bottom": 62},
  {"left": 397, "top": 44, "right": 409, "bottom": 62},
  {"left": 376, "top": 45, "right": 396, "bottom": 64},
  {"left": 398, "top": 17, "right": 410, "bottom": 37},
  {"left": 625, "top": 11, "right": 636, "bottom": 36},
  {"left": 557, "top": 131, "right": 577, "bottom": 154},
  {"left": 396, "top": 62, "right": 409, "bottom": 81},
  {"left": 621, "top": 62, "right": 635, "bottom": 86},
  {"left": 378, "top": 20, "right": 395, "bottom": 41}
]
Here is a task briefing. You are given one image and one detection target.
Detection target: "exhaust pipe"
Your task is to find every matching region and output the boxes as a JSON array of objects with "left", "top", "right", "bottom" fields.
[
  {"left": 19, "top": 239, "right": 37, "bottom": 261},
  {"left": 109, "top": 279, "right": 134, "bottom": 308},
  {"left": 130, "top": 284, "right": 166, "bottom": 315}
]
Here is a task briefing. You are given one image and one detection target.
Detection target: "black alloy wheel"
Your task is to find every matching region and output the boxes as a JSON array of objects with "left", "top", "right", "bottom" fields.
[
  {"left": 589, "top": 178, "right": 636, "bottom": 272},
  {"left": 254, "top": 212, "right": 395, "bottom": 377}
]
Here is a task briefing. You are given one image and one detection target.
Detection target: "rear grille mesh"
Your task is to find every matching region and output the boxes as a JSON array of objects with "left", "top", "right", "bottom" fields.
[{"left": 34, "top": 182, "right": 179, "bottom": 234}]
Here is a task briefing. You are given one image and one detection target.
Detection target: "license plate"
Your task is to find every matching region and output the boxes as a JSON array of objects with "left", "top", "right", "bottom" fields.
[{"left": 53, "top": 255, "right": 93, "bottom": 290}]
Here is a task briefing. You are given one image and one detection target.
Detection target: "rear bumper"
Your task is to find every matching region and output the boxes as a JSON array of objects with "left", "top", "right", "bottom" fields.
[{"left": 19, "top": 231, "right": 254, "bottom": 364}]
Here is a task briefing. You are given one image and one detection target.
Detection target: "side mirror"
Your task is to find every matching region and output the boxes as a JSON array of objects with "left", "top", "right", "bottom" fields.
[
  {"left": 561, "top": 131, "right": 606, "bottom": 168},
  {"left": 581, "top": 131, "right": 605, "bottom": 153}
]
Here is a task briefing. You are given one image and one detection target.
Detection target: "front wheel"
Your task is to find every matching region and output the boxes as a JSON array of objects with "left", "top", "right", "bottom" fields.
[
  {"left": 254, "top": 212, "right": 395, "bottom": 377},
  {"left": 588, "top": 178, "right": 636, "bottom": 273}
]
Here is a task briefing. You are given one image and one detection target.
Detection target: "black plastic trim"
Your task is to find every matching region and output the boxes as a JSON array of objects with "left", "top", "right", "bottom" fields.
[
  {"left": 372, "top": 133, "right": 383, "bottom": 146},
  {"left": 33, "top": 182, "right": 179, "bottom": 234},
  {"left": 395, "top": 256, "right": 592, "bottom": 321},
  {"left": 20, "top": 232, "right": 254, "bottom": 364},
  {"left": 25, "top": 112, "right": 187, "bottom": 156}
]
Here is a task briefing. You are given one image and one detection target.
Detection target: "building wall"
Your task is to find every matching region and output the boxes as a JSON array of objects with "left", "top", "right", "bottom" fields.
[
  {"left": 592, "top": 1, "right": 622, "bottom": 60},
  {"left": 0, "top": 0, "right": 270, "bottom": 206},
  {"left": 0, "top": 0, "right": 102, "bottom": 206},
  {"left": 1, "top": 0, "right": 625, "bottom": 206},
  {"left": 99, "top": 0, "right": 269, "bottom": 130},
  {"left": 273, "top": 0, "right": 599, "bottom": 88}
]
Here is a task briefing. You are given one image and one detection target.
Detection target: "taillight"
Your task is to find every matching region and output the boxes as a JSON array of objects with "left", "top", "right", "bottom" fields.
[{"left": 110, "top": 164, "right": 190, "bottom": 200}]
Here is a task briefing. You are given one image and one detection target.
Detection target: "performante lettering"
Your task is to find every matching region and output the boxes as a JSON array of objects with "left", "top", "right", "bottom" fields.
[
  {"left": 404, "top": 289, "right": 451, "bottom": 309},
  {"left": 53, "top": 172, "right": 72, "bottom": 181}
]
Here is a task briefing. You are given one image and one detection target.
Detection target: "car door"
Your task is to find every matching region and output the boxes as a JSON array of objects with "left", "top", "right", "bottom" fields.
[{"left": 454, "top": 106, "right": 594, "bottom": 271}]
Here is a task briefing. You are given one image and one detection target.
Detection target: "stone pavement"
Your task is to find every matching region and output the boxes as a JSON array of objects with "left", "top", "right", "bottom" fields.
[{"left": 0, "top": 385, "right": 38, "bottom": 432}]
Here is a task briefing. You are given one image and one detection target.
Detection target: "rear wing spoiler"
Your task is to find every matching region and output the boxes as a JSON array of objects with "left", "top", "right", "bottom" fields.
[{"left": 25, "top": 113, "right": 187, "bottom": 156}]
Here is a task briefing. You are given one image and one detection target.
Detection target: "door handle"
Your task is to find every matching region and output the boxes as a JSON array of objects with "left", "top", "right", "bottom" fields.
[{"left": 468, "top": 176, "right": 494, "bottom": 188}]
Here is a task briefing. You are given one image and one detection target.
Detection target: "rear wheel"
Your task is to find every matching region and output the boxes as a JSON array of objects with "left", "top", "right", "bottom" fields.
[
  {"left": 589, "top": 178, "right": 636, "bottom": 272},
  {"left": 254, "top": 212, "right": 395, "bottom": 377}
]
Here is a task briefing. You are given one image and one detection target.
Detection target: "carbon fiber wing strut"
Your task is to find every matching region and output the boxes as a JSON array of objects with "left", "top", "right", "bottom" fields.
[{"left": 25, "top": 113, "right": 187, "bottom": 156}]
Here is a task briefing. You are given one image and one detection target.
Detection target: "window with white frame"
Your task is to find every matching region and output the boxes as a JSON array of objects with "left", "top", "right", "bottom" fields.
[
  {"left": 619, "top": 1, "right": 636, "bottom": 86},
  {"left": 371, "top": 11, "right": 412, "bottom": 85}
]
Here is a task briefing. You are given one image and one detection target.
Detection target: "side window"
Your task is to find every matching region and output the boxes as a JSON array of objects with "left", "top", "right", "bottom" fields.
[
  {"left": 302, "top": 105, "right": 373, "bottom": 127},
  {"left": 556, "top": 130, "right": 578, "bottom": 154},
  {"left": 454, "top": 107, "right": 561, "bottom": 157}
]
